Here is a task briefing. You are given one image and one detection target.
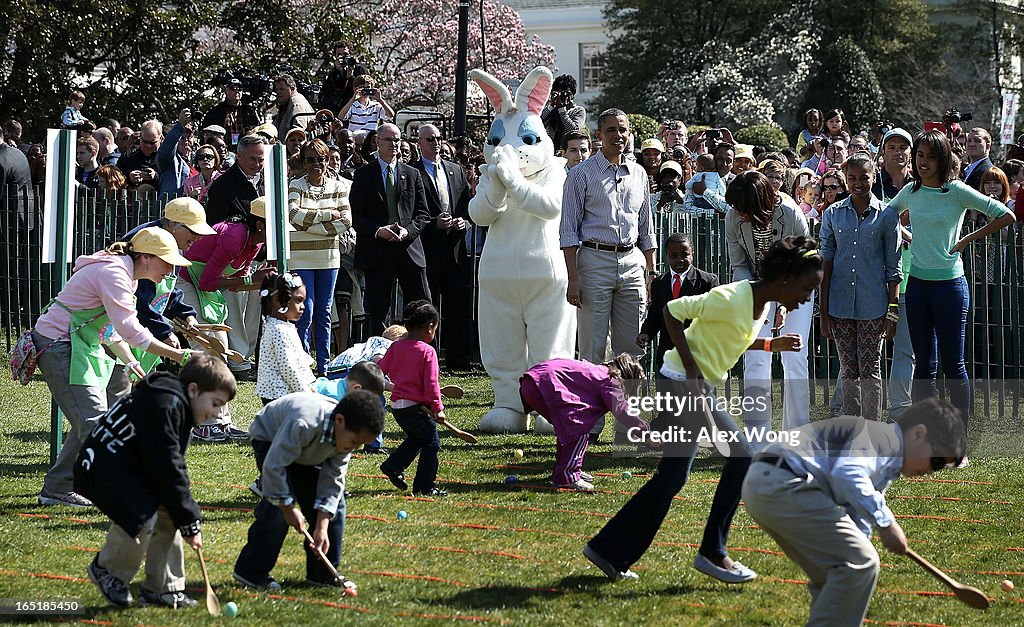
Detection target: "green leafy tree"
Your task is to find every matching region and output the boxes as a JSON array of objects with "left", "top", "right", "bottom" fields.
[
  {"left": 0, "top": 0, "right": 231, "bottom": 139},
  {"left": 597, "top": 0, "right": 778, "bottom": 115},
  {"left": 802, "top": 39, "right": 883, "bottom": 131}
]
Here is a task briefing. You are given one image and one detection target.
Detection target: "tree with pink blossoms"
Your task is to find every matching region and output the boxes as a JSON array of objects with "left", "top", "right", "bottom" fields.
[{"left": 369, "top": 0, "right": 556, "bottom": 112}]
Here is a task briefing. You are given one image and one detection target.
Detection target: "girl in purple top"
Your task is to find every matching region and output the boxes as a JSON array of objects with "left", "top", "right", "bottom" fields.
[{"left": 520, "top": 354, "right": 647, "bottom": 491}]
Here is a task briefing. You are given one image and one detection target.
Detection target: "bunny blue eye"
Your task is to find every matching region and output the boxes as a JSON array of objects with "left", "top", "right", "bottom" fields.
[
  {"left": 518, "top": 118, "right": 544, "bottom": 146},
  {"left": 487, "top": 120, "right": 505, "bottom": 146}
]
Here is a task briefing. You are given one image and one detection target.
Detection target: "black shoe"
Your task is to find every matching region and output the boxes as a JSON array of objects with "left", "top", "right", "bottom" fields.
[
  {"left": 88, "top": 555, "right": 133, "bottom": 608},
  {"left": 413, "top": 488, "right": 447, "bottom": 497},
  {"left": 362, "top": 445, "right": 389, "bottom": 455},
  {"left": 232, "top": 571, "right": 282, "bottom": 590},
  {"left": 139, "top": 588, "right": 197, "bottom": 609},
  {"left": 380, "top": 464, "right": 408, "bottom": 491}
]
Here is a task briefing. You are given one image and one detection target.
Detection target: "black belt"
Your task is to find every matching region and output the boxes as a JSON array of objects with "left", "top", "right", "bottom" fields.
[
  {"left": 756, "top": 455, "right": 795, "bottom": 474},
  {"left": 581, "top": 240, "right": 635, "bottom": 253}
]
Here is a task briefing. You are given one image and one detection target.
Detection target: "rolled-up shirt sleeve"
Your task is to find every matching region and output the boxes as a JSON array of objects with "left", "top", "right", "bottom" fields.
[
  {"left": 636, "top": 178, "right": 656, "bottom": 251},
  {"left": 560, "top": 169, "right": 585, "bottom": 248},
  {"left": 830, "top": 455, "right": 896, "bottom": 536}
]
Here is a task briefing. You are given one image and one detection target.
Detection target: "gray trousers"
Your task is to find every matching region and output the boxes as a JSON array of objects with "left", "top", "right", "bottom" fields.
[
  {"left": 98, "top": 507, "right": 186, "bottom": 593},
  {"left": 743, "top": 461, "right": 879, "bottom": 627},
  {"left": 35, "top": 333, "right": 107, "bottom": 494},
  {"left": 576, "top": 247, "right": 646, "bottom": 436}
]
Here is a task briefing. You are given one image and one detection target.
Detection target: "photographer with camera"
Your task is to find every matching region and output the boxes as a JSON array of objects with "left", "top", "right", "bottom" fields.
[
  {"left": 320, "top": 42, "right": 367, "bottom": 113},
  {"left": 118, "top": 120, "right": 163, "bottom": 192},
  {"left": 201, "top": 78, "right": 261, "bottom": 149},
  {"left": 271, "top": 74, "right": 315, "bottom": 133},
  {"left": 339, "top": 75, "right": 395, "bottom": 134},
  {"left": 963, "top": 127, "right": 993, "bottom": 191},
  {"left": 542, "top": 74, "right": 587, "bottom": 154}
]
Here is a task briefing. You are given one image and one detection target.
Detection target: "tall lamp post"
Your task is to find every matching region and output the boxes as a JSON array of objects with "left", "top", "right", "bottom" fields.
[{"left": 454, "top": 0, "right": 470, "bottom": 136}]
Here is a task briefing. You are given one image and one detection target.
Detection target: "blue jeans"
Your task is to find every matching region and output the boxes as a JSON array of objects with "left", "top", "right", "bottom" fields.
[
  {"left": 295, "top": 268, "right": 339, "bottom": 375},
  {"left": 234, "top": 440, "right": 345, "bottom": 583},
  {"left": 588, "top": 376, "right": 751, "bottom": 567},
  {"left": 905, "top": 276, "right": 970, "bottom": 426},
  {"left": 382, "top": 406, "right": 440, "bottom": 493}
]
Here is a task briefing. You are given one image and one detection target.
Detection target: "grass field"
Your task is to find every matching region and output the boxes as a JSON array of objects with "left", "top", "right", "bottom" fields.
[{"left": 1, "top": 371, "right": 1022, "bottom": 626}]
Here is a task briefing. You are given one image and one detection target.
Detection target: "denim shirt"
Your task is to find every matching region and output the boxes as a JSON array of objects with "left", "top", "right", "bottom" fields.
[{"left": 819, "top": 195, "right": 902, "bottom": 320}]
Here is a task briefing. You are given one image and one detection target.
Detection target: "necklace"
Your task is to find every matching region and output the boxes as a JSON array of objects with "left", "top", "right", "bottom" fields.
[{"left": 308, "top": 178, "right": 325, "bottom": 201}]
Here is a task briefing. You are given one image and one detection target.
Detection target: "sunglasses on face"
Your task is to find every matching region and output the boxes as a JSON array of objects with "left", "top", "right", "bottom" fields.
[
  {"left": 823, "top": 184, "right": 842, "bottom": 190},
  {"left": 421, "top": 136, "right": 442, "bottom": 143},
  {"left": 141, "top": 139, "right": 159, "bottom": 145},
  {"left": 197, "top": 153, "right": 215, "bottom": 160},
  {"left": 304, "top": 156, "right": 327, "bottom": 164},
  {"left": 378, "top": 137, "right": 401, "bottom": 143}
]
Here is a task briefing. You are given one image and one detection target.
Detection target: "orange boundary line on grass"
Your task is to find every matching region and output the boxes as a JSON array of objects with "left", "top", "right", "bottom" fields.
[
  {"left": 904, "top": 478, "right": 993, "bottom": 485},
  {"left": 17, "top": 512, "right": 92, "bottom": 524},
  {"left": 348, "top": 568, "right": 468, "bottom": 586},
  {"left": 891, "top": 495, "right": 1014, "bottom": 505},
  {"left": 895, "top": 514, "right": 991, "bottom": 524},
  {"left": 360, "top": 540, "right": 528, "bottom": 560},
  {"left": 864, "top": 620, "right": 953, "bottom": 627}
]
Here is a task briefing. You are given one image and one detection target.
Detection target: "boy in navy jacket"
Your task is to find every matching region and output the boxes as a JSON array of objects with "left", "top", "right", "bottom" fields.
[{"left": 75, "top": 354, "right": 236, "bottom": 609}]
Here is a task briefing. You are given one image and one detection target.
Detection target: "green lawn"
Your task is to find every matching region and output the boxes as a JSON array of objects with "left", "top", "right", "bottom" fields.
[{"left": 0, "top": 372, "right": 1021, "bottom": 626}]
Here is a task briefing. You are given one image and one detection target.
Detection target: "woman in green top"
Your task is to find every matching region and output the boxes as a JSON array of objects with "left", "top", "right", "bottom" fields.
[{"left": 888, "top": 131, "right": 1015, "bottom": 449}]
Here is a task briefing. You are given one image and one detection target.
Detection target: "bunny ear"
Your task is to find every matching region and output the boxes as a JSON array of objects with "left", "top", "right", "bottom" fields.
[
  {"left": 469, "top": 68, "right": 512, "bottom": 115},
  {"left": 514, "top": 66, "right": 553, "bottom": 116}
]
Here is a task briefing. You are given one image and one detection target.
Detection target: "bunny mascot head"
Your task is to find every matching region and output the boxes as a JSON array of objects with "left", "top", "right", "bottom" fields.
[{"left": 467, "top": 66, "right": 575, "bottom": 434}]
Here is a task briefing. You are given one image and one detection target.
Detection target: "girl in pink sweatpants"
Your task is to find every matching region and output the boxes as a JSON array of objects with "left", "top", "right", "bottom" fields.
[{"left": 519, "top": 355, "right": 648, "bottom": 491}]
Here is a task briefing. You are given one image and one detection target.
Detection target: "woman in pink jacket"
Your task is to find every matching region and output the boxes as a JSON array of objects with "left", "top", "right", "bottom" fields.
[{"left": 34, "top": 227, "right": 193, "bottom": 508}]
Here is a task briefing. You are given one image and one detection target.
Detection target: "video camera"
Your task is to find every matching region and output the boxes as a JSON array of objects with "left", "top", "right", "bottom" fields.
[{"left": 944, "top": 106, "right": 973, "bottom": 125}]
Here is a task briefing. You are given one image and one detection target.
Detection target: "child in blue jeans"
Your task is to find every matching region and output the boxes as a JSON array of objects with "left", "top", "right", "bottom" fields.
[
  {"left": 378, "top": 301, "right": 447, "bottom": 497},
  {"left": 233, "top": 390, "right": 385, "bottom": 591}
]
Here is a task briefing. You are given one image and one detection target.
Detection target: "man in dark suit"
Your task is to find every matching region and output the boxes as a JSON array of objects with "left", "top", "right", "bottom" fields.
[
  {"left": 350, "top": 123, "right": 431, "bottom": 335},
  {"left": 411, "top": 124, "right": 474, "bottom": 368},
  {"left": 636, "top": 233, "right": 718, "bottom": 372},
  {"left": 205, "top": 134, "right": 266, "bottom": 225},
  {"left": 0, "top": 125, "right": 36, "bottom": 329},
  {"left": 963, "top": 127, "right": 993, "bottom": 191}
]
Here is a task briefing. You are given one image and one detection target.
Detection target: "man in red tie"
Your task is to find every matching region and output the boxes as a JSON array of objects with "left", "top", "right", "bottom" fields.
[{"left": 636, "top": 233, "right": 719, "bottom": 372}]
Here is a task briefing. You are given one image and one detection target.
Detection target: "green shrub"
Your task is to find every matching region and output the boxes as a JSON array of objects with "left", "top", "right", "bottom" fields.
[
  {"left": 627, "top": 113, "right": 660, "bottom": 143},
  {"left": 734, "top": 124, "right": 789, "bottom": 149}
]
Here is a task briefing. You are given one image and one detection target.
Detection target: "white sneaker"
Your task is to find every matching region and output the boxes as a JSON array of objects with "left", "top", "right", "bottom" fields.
[
  {"left": 579, "top": 471, "right": 594, "bottom": 482},
  {"left": 693, "top": 554, "right": 757, "bottom": 583},
  {"left": 553, "top": 479, "right": 594, "bottom": 492},
  {"left": 957, "top": 456, "right": 970, "bottom": 469}
]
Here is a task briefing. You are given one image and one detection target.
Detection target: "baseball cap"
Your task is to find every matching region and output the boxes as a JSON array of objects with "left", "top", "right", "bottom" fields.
[
  {"left": 226, "top": 78, "right": 243, "bottom": 89},
  {"left": 285, "top": 128, "right": 307, "bottom": 142},
  {"left": 640, "top": 138, "right": 666, "bottom": 153},
  {"left": 202, "top": 124, "right": 227, "bottom": 137},
  {"left": 250, "top": 196, "right": 295, "bottom": 231},
  {"left": 734, "top": 144, "right": 755, "bottom": 161},
  {"left": 881, "top": 127, "right": 913, "bottom": 148},
  {"left": 130, "top": 227, "right": 191, "bottom": 266},
  {"left": 163, "top": 197, "right": 216, "bottom": 236},
  {"left": 252, "top": 123, "right": 278, "bottom": 140},
  {"left": 659, "top": 160, "right": 682, "bottom": 177}
]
